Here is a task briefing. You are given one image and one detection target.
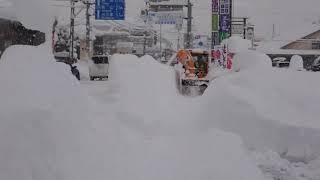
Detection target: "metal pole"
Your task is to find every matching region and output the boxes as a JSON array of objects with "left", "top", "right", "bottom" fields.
[
  {"left": 160, "top": 23, "right": 162, "bottom": 57},
  {"left": 69, "top": 0, "right": 75, "bottom": 63},
  {"left": 230, "top": 0, "right": 233, "bottom": 36},
  {"left": 143, "top": 31, "right": 147, "bottom": 55},
  {"left": 186, "top": 0, "right": 192, "bottom": 49},
  {"left": 85, "top": 2, "right": 91, "bottom": 57},
  {"left": 243, "top": 18, "right": 247, "bottom": 39},
  {"left": 177, "top": 29, "right": 180, "bottom": 50},
  {"left": 52, "top": 18, "right": 58, "bottom": 53}
]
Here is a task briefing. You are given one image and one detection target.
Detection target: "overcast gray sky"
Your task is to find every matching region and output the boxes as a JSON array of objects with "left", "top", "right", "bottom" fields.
[
  {"left": 3, "top": 0, "right": 320, "bottom": 39},
  {"left": 127, "top": 0, "right": 320, "bottom": 39}
]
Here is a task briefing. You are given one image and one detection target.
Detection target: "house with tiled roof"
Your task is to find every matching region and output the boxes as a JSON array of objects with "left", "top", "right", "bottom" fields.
[
  {"left": 256, "top": 21, "right": 320, "bottom": 68},
  {"left": 281, "top": 30, "right": 320, "bottom": 50}
]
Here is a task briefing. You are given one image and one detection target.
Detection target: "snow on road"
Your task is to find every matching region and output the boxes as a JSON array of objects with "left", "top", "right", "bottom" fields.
[
  {"left": 1, "top": 45, "right": 320, "bottom": 180},
  {"left": 78, "top": 54, "right": 268, "bottom": 180},
  {"left": 79, "top": 53, "right": 320, "bottom": 180}
]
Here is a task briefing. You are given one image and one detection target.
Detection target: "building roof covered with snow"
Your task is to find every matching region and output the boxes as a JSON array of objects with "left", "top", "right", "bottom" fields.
[{"left": 256, "top": 17, "right": 320, "bottom": 54}]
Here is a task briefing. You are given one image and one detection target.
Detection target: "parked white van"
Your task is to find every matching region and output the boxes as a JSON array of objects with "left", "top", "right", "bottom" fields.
[{"left": 89, "top": 55, "right": 109, "bottom": 81}]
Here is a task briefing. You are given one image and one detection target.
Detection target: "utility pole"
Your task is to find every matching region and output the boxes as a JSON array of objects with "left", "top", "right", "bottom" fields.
[
  {"left": 69, "top": 0, "right": 76, "bottom": 63},
  {"left": 85, "top": 2, "right": 90, "bottom": 55},
  {"left": 160, "top": 23, "right": 162, "bottom": 58},
  {"left": 176, "top": 21, "right": 182, "bottom": 50},
  {"left": 143, "top": 31, "right": 147, "bottom": 55},
  {"left": 83, "top": 0, "right": 94, "bottom": 58},
  {"left": 185, "top": 0, "right": 193, "bottom": 49},
  {"left": 52, "top": 18, "right": 58, "bottom": 53},
  {"left": 243, "top": 17, "right": 247, "bottom": 38},
  {"left": 177, "top": 30, "right": 181, "bottom": 50}
]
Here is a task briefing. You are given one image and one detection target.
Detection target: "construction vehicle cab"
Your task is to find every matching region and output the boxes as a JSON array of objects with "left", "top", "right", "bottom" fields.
[{"left": 175, "top": 49, "right": 210, "bottom": 95}]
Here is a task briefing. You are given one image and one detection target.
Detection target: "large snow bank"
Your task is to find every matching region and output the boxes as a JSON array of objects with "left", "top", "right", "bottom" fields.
[
  {"left": 199, "top": 50, "right": 320, "bottom": 164},
  {"left": 222, "top": 36, "right": 252, "bottom": 53},
  {"left": 104, "top": 54, "right": 268, "bottom": 180},
  {"left": 0, "top": 45, "right": 97, "bottom": 180},
  {"left": 253, "top": 151, "right": 320, "bottom": 180},
  {"left": 0, "top": 49, "right": 268, "bottom": 180},
  {"left": 232, "top": 50, "right": 272, "bottom": 72},
  {"left": 108, "top": 54, "right": 180, "bottom": 116},
  {"left": 197, "top": 49, "right": 320, "bottom": 179}
]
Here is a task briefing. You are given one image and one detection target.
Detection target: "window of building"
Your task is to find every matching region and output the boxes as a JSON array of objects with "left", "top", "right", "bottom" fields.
[
  {"left": 220, "top": 0, "right": 230, "bottom": 14},
  {"left": 312, "top": 41, "right": 320, "bottom": 49}
]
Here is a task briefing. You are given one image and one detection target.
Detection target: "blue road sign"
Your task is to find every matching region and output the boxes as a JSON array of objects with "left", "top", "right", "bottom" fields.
[{"left": 95, "top": 0, "right": 125, "bottom": 20}]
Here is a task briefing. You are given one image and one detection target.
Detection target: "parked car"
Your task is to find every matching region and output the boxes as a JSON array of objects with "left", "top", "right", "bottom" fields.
[
  {"left": 272, "top": 57, "right": 290, "bottom": 68},
  {"left": 89, "top": 55, "right": 109, "bottom": 81},
  {"left": 311, "top": 56, "right": 320, "bottom": 72}
]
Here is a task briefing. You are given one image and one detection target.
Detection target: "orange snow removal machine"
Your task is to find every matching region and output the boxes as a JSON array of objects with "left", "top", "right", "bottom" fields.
[{"left": 174, "top": 49, "right": 210, "bottom": 95}]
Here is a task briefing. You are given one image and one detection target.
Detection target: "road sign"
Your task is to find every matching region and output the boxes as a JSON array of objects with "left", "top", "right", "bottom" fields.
[
  {"left": 147, "top": 11, "right": 183, "bottom": 25},
  {"left": 231, "top": 24, "right": 244, "bottom": 36},
  {"left": 146, "top": 0, "right": 187, "bottom": 5},
  {"left": 246, "top": 26, "right": 254, "bottom": 40},
  {"left": 95, "top": 0, "right": 125, "bottom": 20}
]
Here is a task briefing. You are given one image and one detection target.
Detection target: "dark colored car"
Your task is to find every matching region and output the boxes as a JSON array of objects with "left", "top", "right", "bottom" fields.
[{"left": 311, "top": 57, "right": 320, "bottom": 72}]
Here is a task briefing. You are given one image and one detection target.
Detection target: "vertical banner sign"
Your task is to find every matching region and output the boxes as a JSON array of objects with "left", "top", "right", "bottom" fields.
[
  {"left": 211, "top": 0, "right": 220, "bottom": 61},
  {"left": 212, "top": 0, "right": 232, "bottom": 63},
  {"left": 219, "top": 0, "right": 231, "bottom": 41},
  {"left": 95, "top": 0, "right": 125, "bottom": 20},
  {"left": 211, "top": 0, "right": 220, "bottom": 47},
  {"left": 212, "top": 0, "right": 219, "bottom": 12},
  {"left": 212, "top": 14, "right": 219, "bottom": 31}
]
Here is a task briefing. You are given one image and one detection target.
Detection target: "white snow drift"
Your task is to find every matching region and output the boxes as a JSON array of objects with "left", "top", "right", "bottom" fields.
[
  {"left": 0, "top": 45, "right": 96, "bottom": 180},
  {"left": 0, "top": 47, "right": 268, "bottom": 180},
  {"left": 103, "top": 54, "right": 268, "bottom": 180}
]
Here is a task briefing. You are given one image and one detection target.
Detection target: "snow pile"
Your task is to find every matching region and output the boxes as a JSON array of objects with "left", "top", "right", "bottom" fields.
[
  {"left": 198, "top": 50, "right": 320, "bottom": 179},
  {"left": 232, "top": 50, "right": 272, "bottom": 72},
  {"left": 199, "top": 49, "right": 320, "bottom": 179},
  {"left": 108, "top": 54, "right": 180, "bottom": 116},
  {"left": 253, "top": 151, "right": 320, "bottom": 180},
  {"left": 201, "top": 64, "right": 320, "bottom": 149},
  {"left": 0, "top": 45, "right": 97, "bottom": 180},
  {"left": 104, "top": 54, "right": 268, "bottom": 180},
  {"left": 289, "top": 55, "right": 304, "bottom": 71},
  {"left": 222, "top": 36, "right": 252, "bottom": 53}
]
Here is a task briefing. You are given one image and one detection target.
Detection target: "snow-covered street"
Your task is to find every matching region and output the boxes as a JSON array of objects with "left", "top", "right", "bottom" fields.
[
  {"left": 0, "top": 45, "right": 320, "bottom": 180},
  {"left": 77, "top": 54, "right": 267, "bottom": 180},
  {"left": 1, "top": 0, "right": 320, "bottom": 179},
  {"left": 79, "top": 53, "right": 320, "bottom": 180}
]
